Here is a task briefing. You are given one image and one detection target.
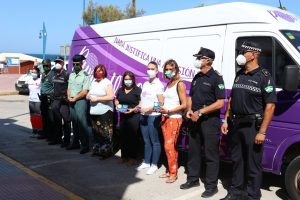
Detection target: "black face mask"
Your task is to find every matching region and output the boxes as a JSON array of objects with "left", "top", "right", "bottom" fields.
[
  {"left": 73, "top": 64, "right": 82, "bottom": 73},
  {"left": 43, "top": 65, "right": 50, "bottom": 73}
]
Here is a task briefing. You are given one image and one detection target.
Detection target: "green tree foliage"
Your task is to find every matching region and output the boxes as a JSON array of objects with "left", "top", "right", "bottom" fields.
[{"left": 82, "top": 0, "right": 146, "bottom": 24}]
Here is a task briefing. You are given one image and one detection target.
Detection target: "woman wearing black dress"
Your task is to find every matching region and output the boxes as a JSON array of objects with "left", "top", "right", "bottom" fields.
[{"left": 115, "top": 71, "right": 142, "bottom": 165}]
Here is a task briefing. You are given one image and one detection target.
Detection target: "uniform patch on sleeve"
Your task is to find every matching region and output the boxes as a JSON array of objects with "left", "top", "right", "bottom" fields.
[
  {"left": 218, "top": 84, "right": 225, "bottom": 90},
  {"left": 264, "top": 86, "right": 274, "bottom": 93}
]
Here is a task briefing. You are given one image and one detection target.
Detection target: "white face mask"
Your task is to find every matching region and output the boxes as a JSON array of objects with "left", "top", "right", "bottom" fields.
[
  {"left": 193, "top": 59, "right": 203, "bottom": 69},
  {"left": 55, "top": 63, "right": 62, "bottom": 70},
  {"left": 236, "top": 55, "right": 247, "bottom": 66},
  {"left": 147, "top": 70, "right": 157, "bottom": 78}
]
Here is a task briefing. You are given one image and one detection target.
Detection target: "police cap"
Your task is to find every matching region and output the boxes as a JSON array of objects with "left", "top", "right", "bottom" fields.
[
  {"left": 42, "top": 59, "right": 51, "bottom": 66},
  {"left": 193, "top": 47, "right": 215, "bottom": 60},
  {"left": 239, "top": 41, "right": 262, "bottom": 53},
  {"left": 72, "top": 54, "right": 86, "bottom": 62},
  {"left": 54, "top": 56, "right": 64, "bottom": 63}
]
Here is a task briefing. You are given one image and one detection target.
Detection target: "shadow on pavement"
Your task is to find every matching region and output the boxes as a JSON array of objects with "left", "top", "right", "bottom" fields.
[{"left": 0, "top": 118, "right": 142, "bottom": 200}]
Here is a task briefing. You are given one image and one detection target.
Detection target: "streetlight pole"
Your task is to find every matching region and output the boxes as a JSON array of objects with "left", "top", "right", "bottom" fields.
[
  {"left": 39, "top": 22, "right": 47, "bottom": 60},
  {"left": 279, "top": 0, "right": 283, "bottom": 9},
  {"left": 83, "top": 0, "right": 86, "bottom": 26}
]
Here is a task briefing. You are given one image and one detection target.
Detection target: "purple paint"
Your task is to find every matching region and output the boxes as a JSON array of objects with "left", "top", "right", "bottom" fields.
[{"left": 267, "top": 10, "right": 298, "bottom": 23}]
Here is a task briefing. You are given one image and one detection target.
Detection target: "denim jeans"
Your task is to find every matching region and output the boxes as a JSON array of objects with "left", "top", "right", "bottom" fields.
[{"left": 140, "top": 115, "right": 162, "bottom": 165}]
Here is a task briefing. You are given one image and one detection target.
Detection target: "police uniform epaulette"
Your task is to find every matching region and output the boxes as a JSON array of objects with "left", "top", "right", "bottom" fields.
[
  {"left": 261, "top": 69, "right": 270, "bottom": 77},
  {"left": 83, "top": 71, "right": 89, "bottom": 76},
  {"left": 214, "top": 70, "right": 222, "bottom": 76}
]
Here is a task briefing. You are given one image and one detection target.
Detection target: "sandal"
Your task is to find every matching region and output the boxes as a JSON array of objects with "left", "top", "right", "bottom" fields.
[
  {"left": 165, "top": 176, "right": 177, "bottom": 183},
  {"left": 159, "top": 173, "right": 170, "bottom": 178}
]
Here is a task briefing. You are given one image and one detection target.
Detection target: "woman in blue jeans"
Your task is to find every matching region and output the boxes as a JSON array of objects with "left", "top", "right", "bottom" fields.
[{"left": 136, "top": 61, "right": 164, "bottom": 175}]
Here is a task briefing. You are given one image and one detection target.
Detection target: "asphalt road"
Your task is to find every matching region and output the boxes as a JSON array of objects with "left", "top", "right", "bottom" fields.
[{"left": 0, "top": 95, "right": 291, "bottom": 200}]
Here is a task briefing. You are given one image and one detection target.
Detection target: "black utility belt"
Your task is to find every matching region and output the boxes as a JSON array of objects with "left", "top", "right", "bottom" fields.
[{"left": 231, "top": 113, "right": 262, "bottom": 120}]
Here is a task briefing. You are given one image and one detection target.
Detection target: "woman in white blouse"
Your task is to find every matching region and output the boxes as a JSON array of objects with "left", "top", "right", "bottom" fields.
[
  {"left": 159, "top": 59, "right": 187, "bottom": 183},
  {"left": 86, "top": 64, "right": 114, "bottom": 159},
  {"left": 136, "top": 61, "right": 164, "bottom": 175}
]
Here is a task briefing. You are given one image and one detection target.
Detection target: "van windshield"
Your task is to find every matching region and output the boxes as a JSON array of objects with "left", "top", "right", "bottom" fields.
[{"left": 280, "top": 30, "right": 300, "bottom": 53}]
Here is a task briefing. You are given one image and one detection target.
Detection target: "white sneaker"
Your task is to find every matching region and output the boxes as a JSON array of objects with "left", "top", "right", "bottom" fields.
[
  {"left": 136, "top": 162, "right": 150, "bottom": 171},
  {"left": 146, "top": 165, "right": 158, "bottom": 175}
]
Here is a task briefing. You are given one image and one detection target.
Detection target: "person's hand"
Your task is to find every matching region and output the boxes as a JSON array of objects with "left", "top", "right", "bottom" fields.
[
  {"left": 134, "top": 106, "right": 141, "bottom": 113},
  {"left": 124, "top": 108, "right": 135, "bottom": 114},
  {"left": 68, "top": 97, "right": 76, "bottom": 103},
  {"left": 255, "top": 133, "right": 266, "bottom": 144},
  {"left": 86, "top": 95, "right": 90, "bottom": 100},
  {"left": 221, "top": 123, "right": 229, "bottom": 135},
  {"left": 159, "top": 106, "right": 168, "bottom": 114},
  {"left": 186, "top": 110, "right": 193, "bottom": 119},
  {"left": 190, "top": 111, "right": 199, "bottom": 122},
  {"left": 90, "top": 97, "right": 99, "bottom": 103}
]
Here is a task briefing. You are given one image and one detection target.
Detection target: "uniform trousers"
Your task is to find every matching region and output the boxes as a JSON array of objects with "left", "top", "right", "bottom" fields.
[
  {"left": 161, "top": 116, "right": 183, "bottom": 177},
  {"left": 187, "top": 116, "right": 220, "bottom": 190},
  {"left": 40, "top": 94, "right": 54, "bottom": 138},
  {"left": 51, "top": 99, "right": 71, "bottom": 144},
  {"left": 230, "top": 119, "right": 263, "bottom": 200},
  {"left": 69, "top": 99, "right": 89, "bottom": 150}
]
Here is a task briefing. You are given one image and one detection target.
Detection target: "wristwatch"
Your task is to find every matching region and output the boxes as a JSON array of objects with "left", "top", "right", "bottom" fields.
[{"left": 198, "top": 110, "right": 203, "bottom": 117}]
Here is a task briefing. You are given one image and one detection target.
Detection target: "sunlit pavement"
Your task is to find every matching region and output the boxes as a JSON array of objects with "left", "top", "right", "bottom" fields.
[{"left": 0, "top": 95, "right": 289, "bottom": 200}]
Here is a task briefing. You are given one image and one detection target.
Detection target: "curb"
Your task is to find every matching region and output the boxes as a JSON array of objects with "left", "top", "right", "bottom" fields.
[{"left": 0, "top": 91, "right": 19, "bottom": 96}]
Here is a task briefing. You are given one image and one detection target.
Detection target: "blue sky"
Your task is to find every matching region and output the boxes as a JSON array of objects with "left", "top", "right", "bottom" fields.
[{"left": 0, "top": 0, "right": 299, "bottom": 54}]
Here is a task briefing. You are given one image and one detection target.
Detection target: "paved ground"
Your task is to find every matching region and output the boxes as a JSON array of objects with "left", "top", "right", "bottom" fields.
[
  {"left": 0, "top": 95, "right": 292, "bottom": 200},
  {"left": 0, "top": 74, "right": 19, "bottom": 95}
]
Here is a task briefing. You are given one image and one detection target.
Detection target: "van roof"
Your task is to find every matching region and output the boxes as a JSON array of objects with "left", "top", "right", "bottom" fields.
[{"left": 74, "top": 2, "right": 300, "bottom": 40}]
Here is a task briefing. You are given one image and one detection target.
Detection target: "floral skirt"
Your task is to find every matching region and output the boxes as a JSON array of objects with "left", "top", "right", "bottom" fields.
[{"left": 90, "top": 110, "right": 114, "bottom": 158}]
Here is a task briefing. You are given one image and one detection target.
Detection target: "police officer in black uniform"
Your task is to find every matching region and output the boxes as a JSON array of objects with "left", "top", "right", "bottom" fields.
[
  {"left": 40, "top": 59, "right": 55, "bottom": 140},
  {"left": 180, "top": 47, "right": 225, "bottom": 198},
  {"left": 49, "top": 56, "right": 71, "bottom": 147},
  {"left": 221, "top": 41, "right": 277, "bottom": 200}
]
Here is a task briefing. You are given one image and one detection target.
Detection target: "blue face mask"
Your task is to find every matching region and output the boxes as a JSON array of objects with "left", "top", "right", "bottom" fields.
[
  {"left": 124, "top": 80, "right": 133, "bottom": 87},
  {"left": 164, "top": 70, "right": 175, "bottom": 79},
  {"left": 31, "top": 73, "right": 38, "bottom": 79}
]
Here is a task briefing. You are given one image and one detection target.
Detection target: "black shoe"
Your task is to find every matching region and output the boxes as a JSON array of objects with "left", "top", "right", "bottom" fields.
[
  {"left": 220, "top": 193, "right": 240, "bottom": 200},
  {"left": 180, "top": 180, "right": 200, "bottom": 190},
  {"left": 201, "top": 188, "right": 218, "bottom": 198},
  {"left": 80, "top": 148, "right": 89, "bottom": 154},
  {"left": 66, "top": 145, "right": 80, "bottom": 150}
]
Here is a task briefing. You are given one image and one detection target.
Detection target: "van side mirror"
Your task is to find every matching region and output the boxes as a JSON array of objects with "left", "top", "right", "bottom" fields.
[{"left": 282, "top": 65, "right": 300, "bottom": 92}]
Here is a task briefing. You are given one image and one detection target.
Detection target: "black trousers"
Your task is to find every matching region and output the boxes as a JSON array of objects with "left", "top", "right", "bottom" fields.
[
  {"left": 187, "top": 116, "right": 220, "bottom": 190},
  {"left": 230, "top": 120, "right": 263, "bottom": 200},
  {"left": 51, "top": 99, "right": 71, "bottom": 144},
  {"left": 40, "top": 95, "right": 54, "bottom": 138},
  {"left": 119, "top": 113, "right": 142, "bottom": 160}
]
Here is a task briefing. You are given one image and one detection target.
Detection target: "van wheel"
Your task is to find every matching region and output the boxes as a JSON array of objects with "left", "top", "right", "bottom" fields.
[{"left": 285, "top": 156, "right": 300, "bottom": 200}]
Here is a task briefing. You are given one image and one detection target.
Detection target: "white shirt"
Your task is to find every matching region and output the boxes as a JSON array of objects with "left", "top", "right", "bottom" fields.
[
  {"left": 163, "top": 81, "right": 182, "bottom": 118},
  {"left": 89, "top": 78, "right": 114, "bottom": 115},
  {"left": 141, "top": 78, "right": 164, "bottom": 116},
  {"left": 27, "top": 77, "right": 41, "bottom": 102}
]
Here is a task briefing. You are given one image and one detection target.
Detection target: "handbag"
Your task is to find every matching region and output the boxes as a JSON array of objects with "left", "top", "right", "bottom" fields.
[{"left": 176, "top": 118, "right": 191, "bottom": 152}]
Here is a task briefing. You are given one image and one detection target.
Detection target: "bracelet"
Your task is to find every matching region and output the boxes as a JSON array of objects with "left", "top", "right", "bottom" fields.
[
  {"left": 221, "top": 119, "right": 228, "bottom": 124},
  {"left": 259, "top": 132, "right": 266, "bottom": 135}
]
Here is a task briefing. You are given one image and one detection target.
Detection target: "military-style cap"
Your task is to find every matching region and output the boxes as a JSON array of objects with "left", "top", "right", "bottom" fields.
[
  {"left": 72, "top": 54, "right": 86, "bottom": 62},
  {"left": 42, "top": 59, "right": 51, "bottom": 65},
  {"left": 54, "top": 56, "right": 64, "bottom": 62},
  {"left": 193, "top": 47, "right": 215, "bottom": 60},
  {"left": 239, "top": 41, "right": 262, "bottom": 53}
]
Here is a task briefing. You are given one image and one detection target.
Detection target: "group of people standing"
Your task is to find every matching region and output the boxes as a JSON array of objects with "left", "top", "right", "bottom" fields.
[{"left": 27, "top": 40, "right": 276, "bottom": 200}]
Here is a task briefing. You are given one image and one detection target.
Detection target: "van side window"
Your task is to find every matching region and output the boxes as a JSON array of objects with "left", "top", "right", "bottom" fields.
[
  {"left": 274, "top": 41, "right": 296, "bottom": 88},
  {"left": 236, "top": 37, "right": 273, "bottom": 75}
]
